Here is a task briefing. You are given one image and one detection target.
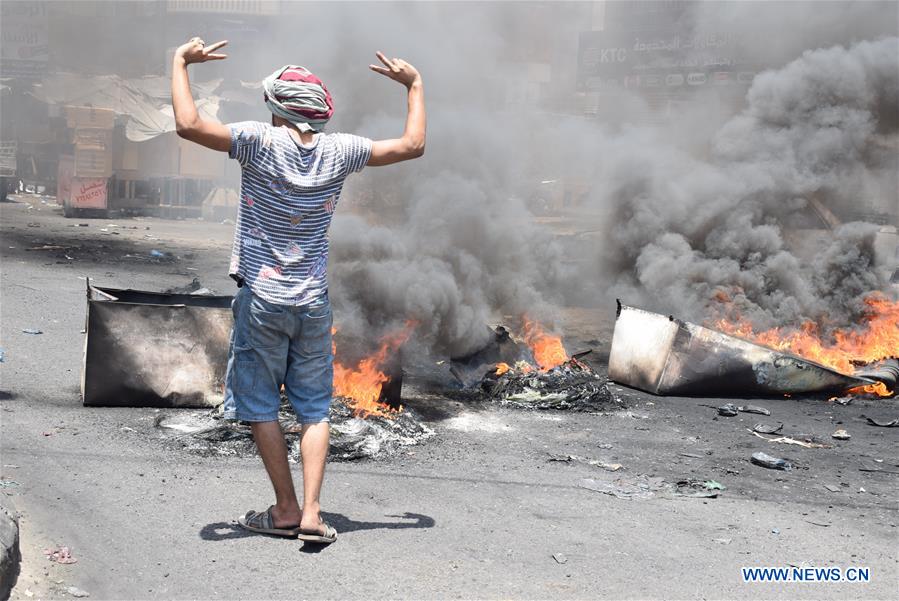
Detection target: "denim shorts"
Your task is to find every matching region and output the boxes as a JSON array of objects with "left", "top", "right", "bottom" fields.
[{"left": 223, "top": 286, "right": 333, "bottom": 423}]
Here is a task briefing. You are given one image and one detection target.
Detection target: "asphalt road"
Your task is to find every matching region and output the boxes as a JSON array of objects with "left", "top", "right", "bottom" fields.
[{"left": 1, "top": 195, "right": 897, "bottom": 600}]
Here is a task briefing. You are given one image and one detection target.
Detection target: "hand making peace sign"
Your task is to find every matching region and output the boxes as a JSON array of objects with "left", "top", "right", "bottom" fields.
[
  {"left": 175, "top": 37, "right": 229, "bottom": 65},
  {"left": 369, "top": 51, "right": 422, "bottom": 88}
]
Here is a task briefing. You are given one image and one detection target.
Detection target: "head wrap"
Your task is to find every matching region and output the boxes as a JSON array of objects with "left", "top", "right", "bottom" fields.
[{"left": 262, "top": 65, "right": 334, "bottom": 132}]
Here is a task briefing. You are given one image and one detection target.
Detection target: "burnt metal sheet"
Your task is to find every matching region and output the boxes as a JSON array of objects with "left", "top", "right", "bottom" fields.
[
  {"left": 853, "top": 358, "right": 899, "bottom": 390},
  {"left": 82, "top": 280, "right": 233, "bottom": 407},
  {"left": 608, "top": 301, "right": 870, "bottom": 396}
]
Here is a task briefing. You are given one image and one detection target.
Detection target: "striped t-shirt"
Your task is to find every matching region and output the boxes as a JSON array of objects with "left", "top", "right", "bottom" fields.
[{"left": 227, "top": 121, "right": 372, "bottom": 306}]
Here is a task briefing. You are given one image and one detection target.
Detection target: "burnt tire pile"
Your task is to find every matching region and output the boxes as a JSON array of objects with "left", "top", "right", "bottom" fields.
[{"left": 480, "top": 358, "right": 615, "bottom": 411}]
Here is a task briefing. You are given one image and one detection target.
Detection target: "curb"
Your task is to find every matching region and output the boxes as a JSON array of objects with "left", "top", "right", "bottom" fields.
[{"left": 0, "top": 495, "right": 20, "bottom": 601}]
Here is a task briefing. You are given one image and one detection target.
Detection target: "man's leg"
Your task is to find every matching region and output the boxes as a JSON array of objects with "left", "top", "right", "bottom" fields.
[
  {"left": 298, "top": 422, "right": 329, "bottom": 533},
  {"left": 284, "top": 302, "right": 334, "bottom": 536},
  {"left": 250, "top": 421, "right": 303, "bottom": 527},
  {"left": 231, "top": 287, "right": 301, "bottom": 529}
]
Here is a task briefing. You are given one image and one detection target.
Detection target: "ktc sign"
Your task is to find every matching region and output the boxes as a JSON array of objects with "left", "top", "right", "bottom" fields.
[{"left": 577, "top": 28, "right": 755, "bottom": 92}]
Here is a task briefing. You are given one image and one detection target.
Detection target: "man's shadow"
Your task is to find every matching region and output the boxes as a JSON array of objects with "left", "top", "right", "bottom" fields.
[{"left": 199, "top": 511, "right": 435, "bottom": 552}]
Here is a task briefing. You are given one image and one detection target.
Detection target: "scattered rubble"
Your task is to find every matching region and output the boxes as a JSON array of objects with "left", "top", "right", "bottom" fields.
[
  {"left": 750, "top": 430, "right": 829, "bottom": 448},
  {"left": 674, "top": 479, "right": 724, "bottom": 498},
  {"left": 156, "top": 395, "right": 433, "bottom": 461},
  {"left": 43, "top": 546, "right": 77, "bottom": 564},
  {"left": 578, "top": 475, "right": 667, "bottom": 500},
  {"left": 750, "top": 452, "right": 792, "bottom": 471},
  {"left": 865, "top": 417, "right": 899, "bottom": 427},
  {"left": 752, "top": 423, "right": 783, "bottom": 435},
  {"left": 578, "top": 474, "right": 721, "bottom": 500},
  {"left": 713, "top": 403, "right": 771, "bottom": 417},
  {"left": 548, "top": 453, "right": 622, "bottom": 472}
]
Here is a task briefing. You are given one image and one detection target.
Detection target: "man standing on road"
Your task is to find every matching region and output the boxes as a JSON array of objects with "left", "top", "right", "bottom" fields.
[{"left": 171, "top": 37, "right": 425, "bottom": 544}]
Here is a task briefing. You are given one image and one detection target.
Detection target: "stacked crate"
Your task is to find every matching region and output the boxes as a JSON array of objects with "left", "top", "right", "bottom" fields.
[{"left": 61, "top": 106, "right": 115, "bottom": 211}]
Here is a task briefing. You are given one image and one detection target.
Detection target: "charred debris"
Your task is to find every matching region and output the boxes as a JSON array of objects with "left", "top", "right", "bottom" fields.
[
  {"left": 156, "top": 394, "right": 434, "bottom": 462},
  {"left": 450, "top": 325, "right": 617, "bottom": 411}
]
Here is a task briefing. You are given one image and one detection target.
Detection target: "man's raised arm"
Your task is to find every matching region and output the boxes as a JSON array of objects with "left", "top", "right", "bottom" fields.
[
  {"left": 171, "top": 37, "right": 232, "bottom": 152},
  {"left": 368, "top": 52, "right": 426, "bottom": 166}
]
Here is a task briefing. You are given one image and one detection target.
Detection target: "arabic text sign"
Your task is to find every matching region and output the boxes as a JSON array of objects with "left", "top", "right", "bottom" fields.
[
  {"left": 70, "top": 178, "right": 108, "bottom": 210},
  {"left": 0, "top": 1, "right": 49, "bottom": 78},
  {"left": 577, "top": 28, "right": 752, "bottom": 91}
]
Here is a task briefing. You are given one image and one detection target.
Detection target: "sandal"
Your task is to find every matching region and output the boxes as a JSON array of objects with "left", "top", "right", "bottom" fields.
[
  {"left": 237, "top": 506, "right": 302, "bottom": 538},
  {"left": 298, "top": 521, "right": 337, "bottom": 544}
]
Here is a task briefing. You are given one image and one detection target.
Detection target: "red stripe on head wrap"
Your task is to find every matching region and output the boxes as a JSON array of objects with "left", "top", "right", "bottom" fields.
[{"left": 276, "top": 67, "right": 334, "bottom": 119}]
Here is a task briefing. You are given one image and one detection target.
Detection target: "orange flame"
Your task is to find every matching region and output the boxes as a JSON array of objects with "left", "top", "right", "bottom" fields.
[
  {"left": 494, "top": 362, "right": 511, "bottom": 375},
  {"left": 848, "top": 381, "right": 892, "bottom": 398},
  {"left": 522, "top": 317, "right": 569, "bottom": 371},
  {"left": 714, "top": 294, "right": 898, "bottom": 396},
  {"left": 332, "top": 323, "right": 415, "bottom": 418}
]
